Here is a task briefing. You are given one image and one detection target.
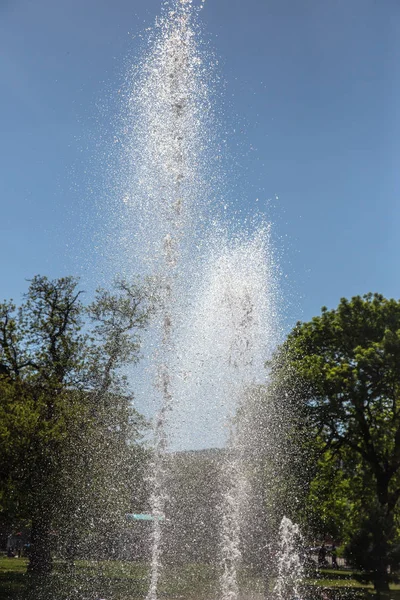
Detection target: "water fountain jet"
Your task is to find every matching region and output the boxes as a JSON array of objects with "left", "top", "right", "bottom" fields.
[{"left": 113, "top": 2, "right": 302, "bottom": 599}]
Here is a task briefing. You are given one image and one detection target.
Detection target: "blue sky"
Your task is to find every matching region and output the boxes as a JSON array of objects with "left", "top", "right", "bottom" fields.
[{"left": 1, "top": 0, "right": 400, "bottom": 331}]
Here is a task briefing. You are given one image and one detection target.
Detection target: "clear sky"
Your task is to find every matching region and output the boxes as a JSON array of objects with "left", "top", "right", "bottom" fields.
[{"left": 1, "top": 0, "right": 400, "bottom": 330}]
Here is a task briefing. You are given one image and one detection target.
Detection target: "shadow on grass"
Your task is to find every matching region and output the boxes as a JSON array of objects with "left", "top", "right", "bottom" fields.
[
  {"left": 0, "top": 560, "right": 218, "bottom": 600},
  {"left": 302, "top": 577, "right": 400, "bottom": 600},
  {"left": 0, "top": 571, "right": 26, "bottom": 599},
  {"left": 3, "top": 560, "right": 400, "bottom": 600},
  {"left": 301, "top": 567, "right": 400, "bottom": 600},
  {"left": 0, "top": 560, "right": 150, "bottom": 600}
]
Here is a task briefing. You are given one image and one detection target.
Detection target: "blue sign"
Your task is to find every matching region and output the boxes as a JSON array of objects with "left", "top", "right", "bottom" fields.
[{"left": 126, "top": 513, "right": 165, "bottom": 522}]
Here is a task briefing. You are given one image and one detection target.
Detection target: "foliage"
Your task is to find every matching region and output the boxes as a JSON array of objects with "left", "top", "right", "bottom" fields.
[
  {"left": 304, "top": 443, "right": 375, "bottom": 543},
  {"left": 270, "top": 294, "right": 400, "bottom": 591},
  {"left": 0, "top": 275, "right": 154, "bottom": 574}
]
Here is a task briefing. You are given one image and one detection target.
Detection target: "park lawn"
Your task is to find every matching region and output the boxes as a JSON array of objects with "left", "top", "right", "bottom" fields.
[
  {"left": 73, "top": 558, "right": 148, "bottom": 579},
  {"left": 67, "top": 560, "right": 216, "bottom": 598},
  {"left": 303, "top": 568, "right": 400, "bottom": 599},
  {"left": 0, "top": 557, "right": 28, "bottom": 598},
  {"left": 3, "top": 559, "right": 400, "bottom": 600},
  {"left": 307, "top": 569, "right": 375, "bottom": 589},
  {"left": 0, "top": 557, "right": 149, "bottom": 599},
  {"left": 0, "top": 557, "right": 218, "bottom": 600},
  {"left": 159, "top": 563, "right": 220, "bottom": 599},
  {"left": 0, "top": 557, "right": 28, "bottom": 572}
]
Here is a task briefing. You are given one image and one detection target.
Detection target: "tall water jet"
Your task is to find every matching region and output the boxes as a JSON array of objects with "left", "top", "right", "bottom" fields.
[
  {"left": 219, "top": 447, "right": 246, "bottom": 600},
  {"left": 273, "top": 517, "right": 304, "bottom": 600},
  {"left": 168, "top": 230, "right": 276, "bottom": 600},
  {"left": 170, "top": 229, "right": 277, "bottom": 451},
  {"left": 118, "top": 1, "right": 212, "bottom": 598},
  {"left": 114, "top": 1, "right": 281, "bottom": 599}
]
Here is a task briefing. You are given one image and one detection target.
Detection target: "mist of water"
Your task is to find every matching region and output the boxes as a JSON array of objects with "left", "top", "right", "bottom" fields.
[
  {"left": 273, "top": 517, "right": 304, "bottom": 600},
  {"left": 113, "top": 1, "right": 284, "bottom": 599}
]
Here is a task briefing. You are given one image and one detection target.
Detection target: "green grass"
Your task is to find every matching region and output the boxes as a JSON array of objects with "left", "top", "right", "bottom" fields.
[
  {"left": 0, "top": 557, "right": 220, "bottom": 600},
  {"left": 0, "top": 556, "right": 150, "bottom": 600},
  {"left": 0, "top": 557, "right": 28, "bottom": 599},
  {"left": 300, "top": 567, "right": 400, "bottom": 599},
  {"left": 2, "top": 557, "right": 400, "bottom": 600}
]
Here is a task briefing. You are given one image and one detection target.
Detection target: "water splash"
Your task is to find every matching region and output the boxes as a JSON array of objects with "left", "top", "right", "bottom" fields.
[
  {"left": 183, "top": 232, "right": 275, "bottom": 600},
  {"left": 112, "top": 1, "right": 281, "bottom": 599},
  {"left": 169, "top": 228, "right": 277, "bottom": 451},
  {"left": 119, "top": 0, "right": 212, "bottom": 277},
  {"left": 273, "top": 517, "right": 304, "bottom": 600},
  {"left": 219, "top": 445, "right": 247, "bottom": 600},
  {"left": 119, "top": 2, "right": 213, "bottom": 598}
]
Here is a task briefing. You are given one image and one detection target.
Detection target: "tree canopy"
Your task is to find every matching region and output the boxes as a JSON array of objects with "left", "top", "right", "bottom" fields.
[
  {"left": 270, "top": 293, "right": 400, "bottom": 591},
  {"left": 0, "top": 275, "right": 153, "bottom": 575}
]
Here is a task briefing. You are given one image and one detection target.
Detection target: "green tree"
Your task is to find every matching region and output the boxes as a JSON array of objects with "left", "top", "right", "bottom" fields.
[
  {"left": 304, "top": 443, "right": 374, "bottom": 544},
  {"left": 0, "top": 275, "right": 153, "bottom": 575},
  {"left": 270, "top": 293, "right": 400, "bottom": 593}
]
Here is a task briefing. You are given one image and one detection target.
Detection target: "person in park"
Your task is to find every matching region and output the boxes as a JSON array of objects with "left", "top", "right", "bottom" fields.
[
  {"left": 331, "top": 544, "right": 338, "bottom": 569},
  {"left": 318, "top": 542, "right": 327, "bottom": 567}
]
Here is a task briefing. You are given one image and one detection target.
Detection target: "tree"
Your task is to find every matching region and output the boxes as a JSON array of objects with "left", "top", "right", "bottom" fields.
[
  {"left": 270, "top": 293, "right": 400, "bottom": 593},
  {"left": 0, "top": 275, "right": 153, "bottom": 575},
  {"left": 303, "top": 442, "right": 373, "bottom": 544}
]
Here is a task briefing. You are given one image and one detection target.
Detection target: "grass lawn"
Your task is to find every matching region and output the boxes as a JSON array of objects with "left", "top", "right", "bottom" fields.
[
  {"left": 0, "top": 557, "right": 219, "bottom": 600},
  {"left": 1, "top": 557, "right": 400, "bottom": 600},
  {"left": 0, "top": 557, "right": 28, "bottom": 599},
  {"left": 0, "top": 556, "right": 149, "bottom": 599},
  {"left": 301, "top": 567, "right": 400, "bottom": 599}
]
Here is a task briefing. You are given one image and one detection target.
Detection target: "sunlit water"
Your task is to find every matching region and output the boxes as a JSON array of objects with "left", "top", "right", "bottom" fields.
[
  {"left": 273, "top": 517, "right": 304, "bottom": 600},
  {"left": 110, "top": 1, "right": 298, "bottom": 599}
]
